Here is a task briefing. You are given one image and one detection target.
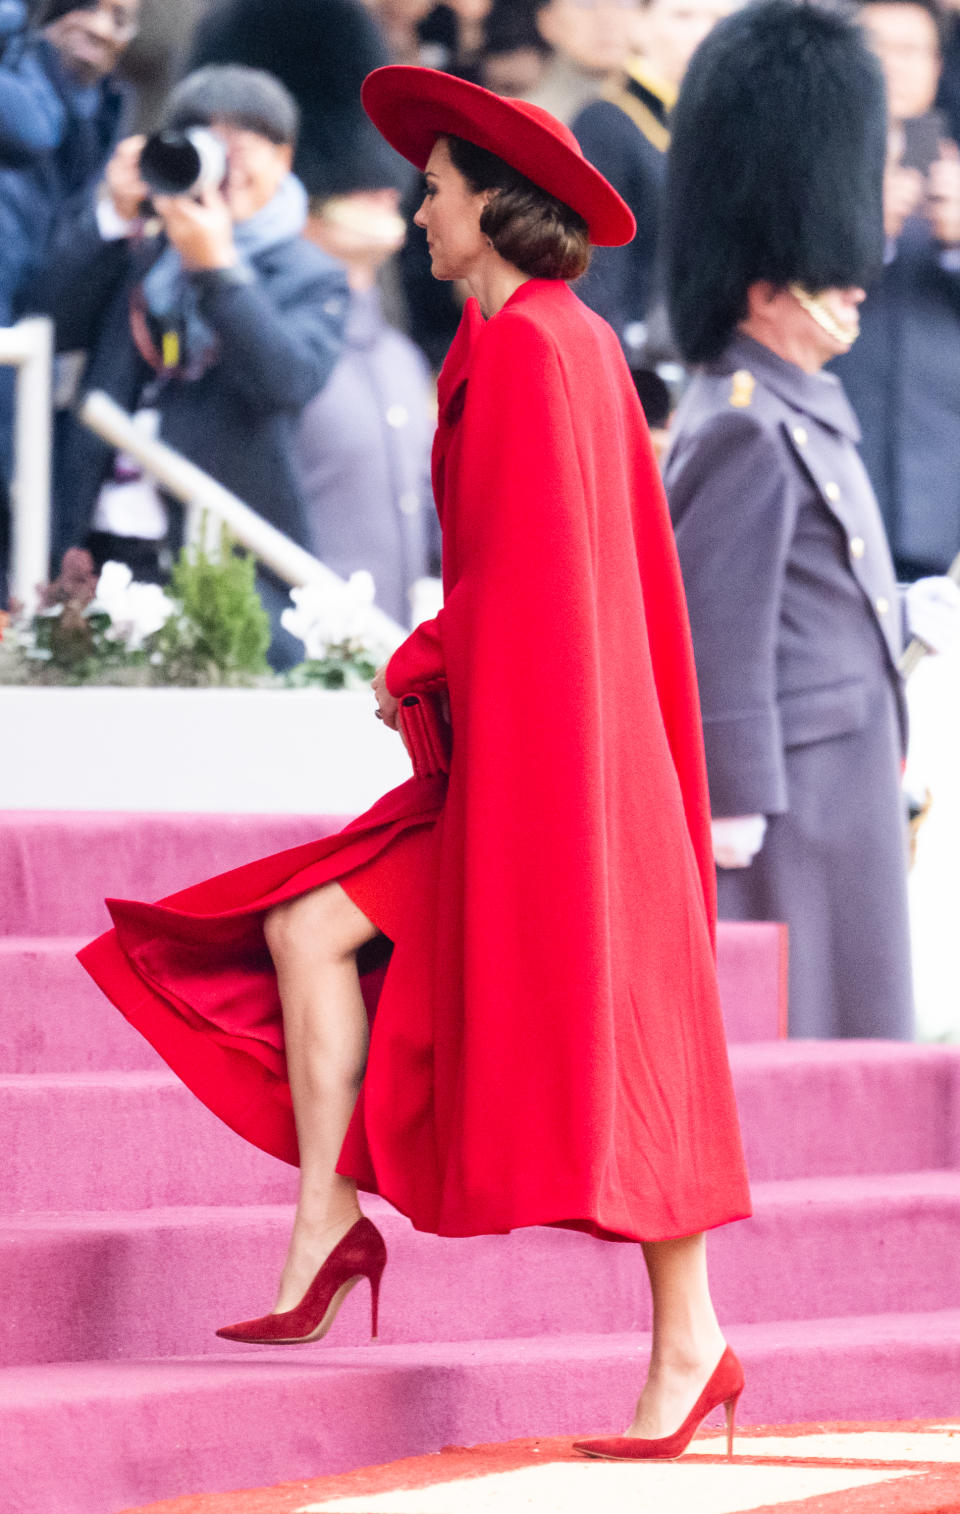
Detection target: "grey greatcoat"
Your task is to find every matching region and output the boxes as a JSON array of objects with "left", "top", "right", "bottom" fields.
[{"left": 662, "top": 333, "right": 913, "bottom": 1038}]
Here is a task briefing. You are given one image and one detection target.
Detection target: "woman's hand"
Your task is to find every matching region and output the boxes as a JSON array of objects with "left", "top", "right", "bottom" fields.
[{"left": 372, "top": 665, "right": 401, "bottom": 730}]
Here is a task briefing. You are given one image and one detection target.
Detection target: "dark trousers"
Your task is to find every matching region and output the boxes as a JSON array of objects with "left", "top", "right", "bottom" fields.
[{"left": 85, "top": 530, "right": 168, "bottom": 585}]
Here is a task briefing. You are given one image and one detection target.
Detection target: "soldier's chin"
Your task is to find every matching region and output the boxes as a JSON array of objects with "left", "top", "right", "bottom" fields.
[{"left": 789, "top": 286, "right": 860, "bottom": 350}]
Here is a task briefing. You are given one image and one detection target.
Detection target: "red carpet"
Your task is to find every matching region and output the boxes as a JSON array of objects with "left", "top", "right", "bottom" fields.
[{"left": 120, "top": 1422, "right": 960, "bottom": 1514}]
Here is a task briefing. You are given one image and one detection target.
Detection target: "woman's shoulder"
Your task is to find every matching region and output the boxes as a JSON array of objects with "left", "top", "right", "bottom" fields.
[{"left": 480, "top": 279, "right": 604, "bottom": 359}]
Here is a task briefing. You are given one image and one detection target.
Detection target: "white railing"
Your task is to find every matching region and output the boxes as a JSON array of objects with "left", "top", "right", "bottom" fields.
[
  {"left": 1, "top": 317, "right": 53, "bottom": 613},
  {"left": 78, "top": 390, "right": 406, "bottom": 650}
]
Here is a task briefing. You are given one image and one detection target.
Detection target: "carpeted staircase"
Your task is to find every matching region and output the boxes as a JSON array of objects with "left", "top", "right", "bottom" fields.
[{"left": 3, "top": 812, "right": 960, "bottom": 1514}]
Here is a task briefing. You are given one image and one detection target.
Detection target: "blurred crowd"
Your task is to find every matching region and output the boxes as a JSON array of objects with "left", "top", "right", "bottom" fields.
[{"left": 1, "top": 0, "right": 960, "bottom": 644}]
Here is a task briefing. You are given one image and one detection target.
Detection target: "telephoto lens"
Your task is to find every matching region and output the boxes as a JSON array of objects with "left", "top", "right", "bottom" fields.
[{"left": 139, "top": 128, "right": 227, "bottom": 197}]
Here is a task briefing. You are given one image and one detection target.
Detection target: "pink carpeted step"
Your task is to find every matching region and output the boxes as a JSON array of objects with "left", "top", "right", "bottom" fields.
[
  {"left": 0, "top": 930, "right": 788, "bottom": 1076},
  {"left": 732, "top": 1040, "right": 960, "bottom": 1181},
  {"left": 3, "top": 1043, "right": 958, "bottom": 1213},
  {"left": 0, "top": 1072, "right": 297, "bottom": 1212},
  {"left": 0, "top": 812, "right": 346, "bottom": 938},
  {"left": 3, "top": 1172, "right": 960, "bottom": 1368},
  {"left": 4, "top": 1312, "right": 960, "bottom": 1514},
  {"left": 0, "top": 939, "right": 162, "bottom": 1074}
]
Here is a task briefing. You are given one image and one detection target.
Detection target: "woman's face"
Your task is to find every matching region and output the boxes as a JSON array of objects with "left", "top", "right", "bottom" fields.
[{"left": 413, "top": 138, "right": 490, "bottom": 282}]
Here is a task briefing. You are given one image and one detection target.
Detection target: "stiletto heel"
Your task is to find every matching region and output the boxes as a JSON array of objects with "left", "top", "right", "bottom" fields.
[
  {"left": 216, "top": 1216, "right": 387, "bottom": 1345},
  {"left": 724, "top": 1389, "right": 741, "bottom": 1458},
  {"left": 370, "top": 1258, "right": 384, "bottom": 1339},
  {"left": 574, "top": 1345, "right": 745, "bottom": 1461}
]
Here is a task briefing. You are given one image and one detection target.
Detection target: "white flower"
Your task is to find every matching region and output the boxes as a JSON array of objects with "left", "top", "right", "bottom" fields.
[
  {"left": 89, "top": 560, "right": 177, "bottom": 651},
  {"left": 281, "top": 572, "right": 378, "bottom": 660}
]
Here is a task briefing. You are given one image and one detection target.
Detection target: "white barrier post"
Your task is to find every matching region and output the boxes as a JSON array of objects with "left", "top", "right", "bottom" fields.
[{"left": 0, "top": 318, "right": 54, "bottom": 613}]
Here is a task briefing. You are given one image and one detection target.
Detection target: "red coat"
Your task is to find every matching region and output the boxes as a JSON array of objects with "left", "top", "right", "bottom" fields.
[{"left": 80, "top": 279, "right": 751, "bottom": 1243}]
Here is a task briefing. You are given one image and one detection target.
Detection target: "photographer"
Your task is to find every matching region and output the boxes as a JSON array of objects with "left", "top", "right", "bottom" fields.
[
  {"left": 31, "top": 65, "right": 349, "bottom": 667},
  {"left": 832, "top": 0, "right": 960, "bottom": 579}
]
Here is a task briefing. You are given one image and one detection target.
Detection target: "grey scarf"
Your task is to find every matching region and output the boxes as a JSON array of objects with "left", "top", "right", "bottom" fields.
[{"left": 141, "top": 173, "right": 308, "bottom": 375}]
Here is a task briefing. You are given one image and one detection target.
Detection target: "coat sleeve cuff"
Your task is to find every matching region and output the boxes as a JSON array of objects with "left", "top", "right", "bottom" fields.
[
  {"left": 385, "top": 616, "right": 445, "bottom": 698},
  {"left": 701, "top": 709, "right": 788, "bottom": 817}
]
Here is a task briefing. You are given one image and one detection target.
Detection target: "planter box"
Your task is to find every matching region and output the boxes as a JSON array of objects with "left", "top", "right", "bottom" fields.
[{"left": 0, "top": 687, "right": 412, "bottom": 813}]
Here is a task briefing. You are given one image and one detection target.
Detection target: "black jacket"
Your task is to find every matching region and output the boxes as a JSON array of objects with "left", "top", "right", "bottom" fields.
[
  {"left": 572, "top": 62, "right": 672, "bottom": 347},
  {"left": 831, "top": 213, "right": 960, "bottom": 577}
]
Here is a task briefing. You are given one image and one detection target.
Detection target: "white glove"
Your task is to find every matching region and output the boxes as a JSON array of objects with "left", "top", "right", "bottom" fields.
[
  {"left": 904, "top": 576, "right": 960, "bottom": 656},
  {"left": 712, "top": 814, "right": 768, "bottom": 869}
]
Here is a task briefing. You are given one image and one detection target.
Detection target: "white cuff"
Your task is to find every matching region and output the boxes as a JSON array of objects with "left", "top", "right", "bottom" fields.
[
  {"left": 96, "top": 196, "right": 139, "bottom": 241},
  {"left": 712, "top": 814, "right": 768, "bottom": 870},
  {"left": 905, "top": 575, "right": 960, "bottom": 656}
]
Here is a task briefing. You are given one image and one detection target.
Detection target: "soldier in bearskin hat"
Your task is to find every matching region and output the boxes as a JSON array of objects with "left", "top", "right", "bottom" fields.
[{"left": 661, "top": 0, "right": 960, "bottom": 1038}]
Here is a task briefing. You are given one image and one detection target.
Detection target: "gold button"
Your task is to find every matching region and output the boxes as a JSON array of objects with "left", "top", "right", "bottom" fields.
[
  {"left": 851, "top": 537, "right": 866, "bottom": 559},
  {"left": 792, "top": 426, "right": 808, "bottom": 446},
  {"left": 824, "top": 481, "right": 841, "bottom": 502},
  {"left": 876, "top": 596, "right": 890, "bottom": 616}
]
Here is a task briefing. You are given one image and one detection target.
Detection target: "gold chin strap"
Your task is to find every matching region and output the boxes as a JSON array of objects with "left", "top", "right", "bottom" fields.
[{"left": 789, "top": 284, "right": 859, "bottom": 348}]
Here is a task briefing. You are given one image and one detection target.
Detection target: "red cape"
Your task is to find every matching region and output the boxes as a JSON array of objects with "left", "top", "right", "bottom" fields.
[{"left": 80, "top": 280, "right": 750, "bottom": 1243}]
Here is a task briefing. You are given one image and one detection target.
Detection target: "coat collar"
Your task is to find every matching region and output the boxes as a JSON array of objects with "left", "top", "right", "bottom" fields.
[
  {"left": 713, "top": 332, "right": 862, "bottom": 441},
  {"left": 436, "top": 279, "right": 572, "bottom": 426}
]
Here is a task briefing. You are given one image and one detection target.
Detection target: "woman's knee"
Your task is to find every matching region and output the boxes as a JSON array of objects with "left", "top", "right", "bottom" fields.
[{"left": 263, "top": 886, "right": 373, "bottom": 968}]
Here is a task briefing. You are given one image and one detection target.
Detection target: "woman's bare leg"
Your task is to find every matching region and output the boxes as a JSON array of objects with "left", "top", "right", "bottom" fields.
[
  {"left": 263, "top": 883, "right": 380, "bottom": 1313},
  {"left": 628, "top": 1233, "right": 728, "bottom": 1437}
]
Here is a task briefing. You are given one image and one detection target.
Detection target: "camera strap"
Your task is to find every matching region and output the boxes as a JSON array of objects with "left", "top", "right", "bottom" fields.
[{"left": 128, "top": 283, "right": 219, "bottom": 383}]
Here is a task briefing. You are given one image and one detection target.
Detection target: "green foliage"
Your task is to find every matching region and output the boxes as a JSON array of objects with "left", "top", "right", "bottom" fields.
[
  {"left": 285, "top": 648, "right": 379, "bottom": 691},
  {"left": 151, "top": 531, "right": 271, "bottom": 685}
]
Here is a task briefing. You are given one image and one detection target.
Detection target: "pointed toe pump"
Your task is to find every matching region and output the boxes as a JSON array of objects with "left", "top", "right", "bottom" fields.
[
  {"left": 574, "top": 1345, "right": 744, "bottom": 1461},
  {"left": 216, "top": 1215, "right": 387, "bottom": 1345}
]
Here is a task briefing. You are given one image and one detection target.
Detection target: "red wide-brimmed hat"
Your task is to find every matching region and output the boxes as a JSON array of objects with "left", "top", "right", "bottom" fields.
[{"left": 361, "top": 65, "right": 636, "bottom": 248}]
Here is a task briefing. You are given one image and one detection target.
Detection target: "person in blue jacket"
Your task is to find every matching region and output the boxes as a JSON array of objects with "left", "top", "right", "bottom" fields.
[{"left": 0, "top": 0, "right": 137, "bottom": 597}]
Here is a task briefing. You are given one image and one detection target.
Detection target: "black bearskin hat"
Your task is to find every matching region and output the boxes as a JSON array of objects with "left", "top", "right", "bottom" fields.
[
  {"left": 664, "top": 0, "right": 887, "bottom": 364},
  {"left": 188, "top": 0, "right": 408, "bottom": 198}
]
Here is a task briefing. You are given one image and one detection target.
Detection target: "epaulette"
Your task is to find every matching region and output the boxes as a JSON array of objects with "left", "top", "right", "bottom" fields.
[{"left": 729, "top": 370, "right": 756, "bottom": 409}]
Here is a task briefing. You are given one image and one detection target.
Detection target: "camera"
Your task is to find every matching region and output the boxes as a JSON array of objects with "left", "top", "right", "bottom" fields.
[{"left": 139, "top": 127, "right": 227, "bottom": 197}]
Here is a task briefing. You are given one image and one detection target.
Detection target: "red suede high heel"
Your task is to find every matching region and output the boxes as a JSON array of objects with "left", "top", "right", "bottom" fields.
[
  {"left": 216, "top": 1216, "right": 387, "bottom": 1345},
  {"left": 574, "top": 1345, "right": 744, "bottom": 1461}
]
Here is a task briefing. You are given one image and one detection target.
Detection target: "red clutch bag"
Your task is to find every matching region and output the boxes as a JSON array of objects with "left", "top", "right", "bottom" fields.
[{"left": 398, "top": 693, "right": 452, "bottom": 780}]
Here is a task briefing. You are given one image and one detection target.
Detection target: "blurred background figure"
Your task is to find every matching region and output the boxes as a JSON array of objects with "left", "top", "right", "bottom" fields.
[
  {"left": 299, "top": 186, "right": 438, "bottom": 628},
  {"left": 832, "top": 0, "right": 960, "bottom": 580},
  {"left": 417, "top": 0, "right": 493, "bottom": 79},
  {"left": 936, "top": 0, "right": 960, "bottom": 139},
  {"left": 189, "top": 0, "right": 398, "bottom": 206},
  {"left": 115, "top": 0, "right": 209, "bottom": 132},
  {"left": 187, "top": 0, "right": 436, "bottom": 629},
  {"left": 30, "top": 64, "right": 350, "bottom": 667},
  {"left": 0, "top": 0, "right": 138, "bottom": 599},
  {"left": 573, "top": 0, "right": 733, "bottom": 352},
  {"left": 477, "top": 0, "right": 550, "bottom": 94},
  {"left": 364, "top": 0, "right": 436, "bottom": 64},
  {"left": 525, "top": 0, "right": 638, "bottom": 123}
]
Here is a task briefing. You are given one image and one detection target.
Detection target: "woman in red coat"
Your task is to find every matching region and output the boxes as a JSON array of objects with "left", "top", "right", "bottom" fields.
[{"left": 80, "top": 68, "right": 751, "bottom": 1458}]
